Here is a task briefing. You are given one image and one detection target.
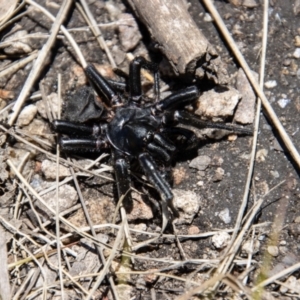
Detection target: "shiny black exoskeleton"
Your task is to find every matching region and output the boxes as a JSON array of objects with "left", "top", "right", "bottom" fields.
[{"left": 53, "top": 57, "right": 251, "bottom": 220}]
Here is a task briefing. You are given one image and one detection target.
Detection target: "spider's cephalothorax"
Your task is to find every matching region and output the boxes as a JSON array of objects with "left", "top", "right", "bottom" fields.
[{"left": 53, "top": 57, "right": 251, "bottom": 219}]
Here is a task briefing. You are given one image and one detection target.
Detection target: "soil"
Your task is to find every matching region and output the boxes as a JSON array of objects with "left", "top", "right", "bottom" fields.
[{"left": 1, "top": 0, "right": 300, "bottom": 299}]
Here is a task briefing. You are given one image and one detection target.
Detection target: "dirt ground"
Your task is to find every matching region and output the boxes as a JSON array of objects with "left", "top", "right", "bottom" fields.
[{"left": 1, "top": 0, "right": 300, "bottom": 299}]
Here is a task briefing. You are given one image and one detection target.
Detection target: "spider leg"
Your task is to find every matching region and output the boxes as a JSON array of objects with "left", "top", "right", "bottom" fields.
[
  {"left": 85, "top": 65, "right": 122, "bottom": 106},
  {"left": 146, "top": 133, "right": 176, "bottom": 162},
  {"left": 172, "top": 110, "right": 253, "bottom": 135},
  {"left": 52, "top": 120, "right": 107, "bottom": 137},
  {"left": 138, "top": 152, "right": 173, "bottom": 204},
  {"left": 160, "top": 127, "right": 199, "bottom": 151},
  {"left": 129, "top": 56, "right": 160, "bottom": 102},
  {"left": 58, "top": 137, "right": 109, "bottom": 153},
  {"left": 155, "top": 86, "right": 199, "bottom": 112},
  {"left": 114, "top": 151, "right": 132, "bottom": 204}
]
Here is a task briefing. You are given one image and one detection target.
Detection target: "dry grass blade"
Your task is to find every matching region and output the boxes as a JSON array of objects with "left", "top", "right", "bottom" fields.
[
  {"left": 0, "top": 50, "right": 38, "bottom": 77},
  {"left": 77, "top": 0, "right": 116, "bottom": 68},
  {"left": 0, "top": 226, "right": 11, "bottom": 300},
  {"left": 0, "top": 0, "right": 18, "bottom": 26}
]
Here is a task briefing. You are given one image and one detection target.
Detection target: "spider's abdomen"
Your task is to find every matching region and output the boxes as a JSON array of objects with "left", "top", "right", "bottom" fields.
[{"left": 107, "top": 107, "right": 160, "bottom": 156}]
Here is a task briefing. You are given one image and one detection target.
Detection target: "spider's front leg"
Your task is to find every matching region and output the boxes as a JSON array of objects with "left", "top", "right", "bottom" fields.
[
  {"left": 52, "top": 120, "right": 109, "bottom": 153},
  {"left": 129, "top": 56, "right": 160, "bottom": 102}
]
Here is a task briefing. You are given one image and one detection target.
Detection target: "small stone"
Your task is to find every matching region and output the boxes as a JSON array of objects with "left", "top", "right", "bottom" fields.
[
  {"left": 196, "top": 87, "right": 240, "bottom": 121},
  {"left": 234, "top": 69, "right": 257, "bottom": 124},
  {"left": 278, "top": 98, "right": 291, "bottom": 108},
  {"left": 118, "top": 13, "right": 142, "bottom": 51},
  {"left": 270, "top": 170, "right": 279, "bottom": 178},
  {"left": 41, "top": 159, "right": 71, "bottom": 180},
  {"left": 241, "top": 239, "right": 260, "bottom": 255},
  {"left": 211, "top": 231, "right": 231, "bottom": 249},
  {"left": 189, "top": 155, "right": 211, "bottom": 171},
  {"left": 217, "top": 208, "right": 231, "bottom": 224},
  {"left": 203, "top": 13, "right": 212, "bottom": 22},
  {"left": 288, "top": 223, "right": 300, "bottom": 236},
  {"left": 264, "top": 80, "right": 277, "bottom": 89},
  {"left": 42, "top": 184, "right": 78, "bottom": 214},
  {"left": 3, "top": 30, "right": 33, "bottom": 54},
  {"left": 294, "top": 216, "right": 300, "bottom": 223},
  {"left": 282, "top": 58, "right": 291, "bottom": 66},
  {"left": 293, "top": 48, "right": 300, "bottom": 59},
  {"left": 268, "top": 245, "right": 279, "bottom": 257},
  {"left": 256, "top": 148, "right": 268, "bottom": 162},
  {"left": 172, "top": 167, "right": 186, "bottom": 185},
  {"left": 280, "top": 276, "right": 297, "bottom": 294},
  {"left": 213, "top": 167, "right": 225, "bottom": 182},
  {"left": 197, "top": 180, "right": 204, "bottom": 186},
  {"left": 211, "top": 156, "right": 224, "bottom": 166},
  {"left": 16, "top": 104, "right": 37, "bottom": 126},
  {"left": 127, "top": 192, "right": 153, "bottom": 221},
  {"left": 173, "top": 189, "right": 201, "bottom": 224},
  {"left": 188, "top": 225, "right": 200, "bottom": 235}
]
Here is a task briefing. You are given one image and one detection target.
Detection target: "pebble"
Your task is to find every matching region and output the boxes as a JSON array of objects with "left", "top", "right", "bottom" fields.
[
  {"left": 280, "top": 276, "right": 297, "bottom": 294},
  {"left": 42, "top": 184, "right": 78, "bottom": 214},
  {"left": 188, "top": 225, "right": 200, "bottom": 235},
  {"left": 234, "top": 68, "right": 257, "bottom": 124},
  {"left": 217, "top": 208, "right": 231, "bottom": 224},
  {"left": 270, "top": 170, "right": 279, "bottom": 178},
  {"left": 267, "top": 245, "right": 279, "bottom": 257},
  {"left": 127, "top": 192, "right": 153, "bottom": 221},
  {"left": 203, "top": 13, "right": 213, "bottom": 22},
  {"left": 256, "top": 148, "right": 268, "bottom": 162},
  {"left": 293, "top": 48, "right": 300, "bottom": 59},
  {"left": 277, "top": 98, "right": 291, "bottom": 108},
  {"left": 211, "top": 231, "right": 231, "bottom": 249},
  {"left": 288, "top": 223, "right": 300, "bottom": 236},
  {"left": 41, "top": 159, "right": 71, "bottom": 180},
  {"left": 264, "top": 80, "right": 277, "bottom": 89},
  {"left": 195, "top": 87, "right": 240, "bottom": 121},
  {"left": 241, "top": 239, "right": 260, "bottom": 255},
  {"left": 173, "top": 189, "right": 201, "bottom": 224},
  {"left": 189, "top": 155, "right": 211, "bottom": 171},
  {"left": 16, "top": 104, "right": 37, "bottom": 126},
  {"left": 118, "top": 13, "right": 142, "bottom": 51},
  {"left": 213, "top": 167, "right": 225, "bottom": 182}
]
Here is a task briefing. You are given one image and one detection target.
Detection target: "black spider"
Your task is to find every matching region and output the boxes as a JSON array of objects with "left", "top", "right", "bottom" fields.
[{"left": 53, "top": 57, "right": 251, "bottom": 222}]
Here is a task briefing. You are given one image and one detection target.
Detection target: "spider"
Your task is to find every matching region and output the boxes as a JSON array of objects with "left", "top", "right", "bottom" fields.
[{"left": 53, "top": 56, "right": 251, "bottom": 225}]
